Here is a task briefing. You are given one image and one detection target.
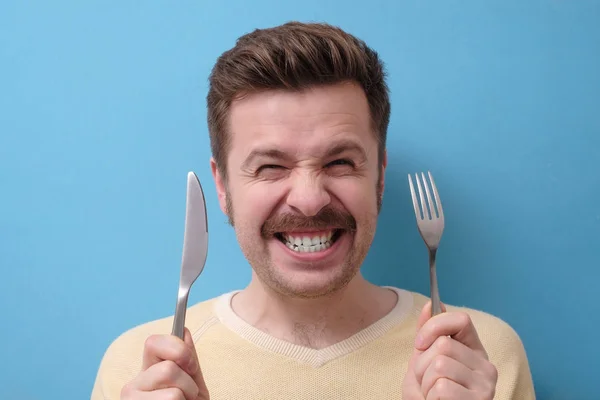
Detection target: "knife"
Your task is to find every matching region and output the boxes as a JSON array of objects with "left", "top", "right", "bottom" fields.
[{"left": 171, "top": 171, "right": 209, "bottom": 339}]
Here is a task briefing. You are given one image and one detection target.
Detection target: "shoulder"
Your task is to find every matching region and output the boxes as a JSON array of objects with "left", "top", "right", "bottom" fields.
[
  {"left": 103, "top": 294, "right": 221, "bottom": 359},
  {"left": 406, "top": 290, "right": 524, "bottom": 347},
  {"left": 90, "top": 294, "right": 224, "bottom": 400}
]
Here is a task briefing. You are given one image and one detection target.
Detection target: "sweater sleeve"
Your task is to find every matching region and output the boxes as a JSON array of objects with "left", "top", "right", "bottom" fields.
[
  {"left": 90, "top": 328, "right": 148, "bottom": 400},
  {"left": 476, "top": 314, "right": 536, "bottom": 400}
]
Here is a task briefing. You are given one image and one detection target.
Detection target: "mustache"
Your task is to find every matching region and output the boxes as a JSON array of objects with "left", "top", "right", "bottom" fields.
[{"left": 261, "top": 206, "right": 357, "bottom": 238}]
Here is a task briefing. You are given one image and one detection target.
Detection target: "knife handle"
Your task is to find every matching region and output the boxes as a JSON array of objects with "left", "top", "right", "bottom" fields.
[{"left": 171, "top": 288, "right": 190, "bottom": 339}]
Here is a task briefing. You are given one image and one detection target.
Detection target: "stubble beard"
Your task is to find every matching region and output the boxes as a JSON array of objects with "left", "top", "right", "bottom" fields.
[{"left": 225, "top": 179, "right": 383, "bottom": 299}]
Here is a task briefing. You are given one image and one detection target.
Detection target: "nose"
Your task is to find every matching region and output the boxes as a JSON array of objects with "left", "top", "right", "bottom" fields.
[{"left": 286, "top": 172, "right": 331, "bottom": 217}]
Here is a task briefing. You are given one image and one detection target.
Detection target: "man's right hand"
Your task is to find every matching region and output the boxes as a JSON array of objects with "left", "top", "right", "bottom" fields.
[{"left": 120, "top": 328, "right": 210, "bottom": 400}]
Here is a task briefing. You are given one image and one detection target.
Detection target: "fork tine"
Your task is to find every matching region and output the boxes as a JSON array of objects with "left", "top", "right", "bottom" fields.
[
  {"left": 428, "top": 171, "right": 444, "bottom": 220},
  {"left": 408, "top": 174, "right": 422, "bottom": 219},
  {"left": 415, "top": 173, "right": 430, "bottom": 219},
  {"left": 421, "top": 172, "right": 436, "bottom": 219}
]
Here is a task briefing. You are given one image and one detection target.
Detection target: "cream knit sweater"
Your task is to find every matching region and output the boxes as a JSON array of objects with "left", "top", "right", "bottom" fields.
[{"left": 91, "top": 287, "right": 535, "bottom": 399}]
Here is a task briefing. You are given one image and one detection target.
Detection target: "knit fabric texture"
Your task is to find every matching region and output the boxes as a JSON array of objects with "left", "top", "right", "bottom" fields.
[{"left": 91, "top": 287, "right": 535, "bottom": 399}]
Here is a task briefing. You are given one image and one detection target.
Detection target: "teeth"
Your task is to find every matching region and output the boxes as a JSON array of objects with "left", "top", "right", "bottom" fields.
[{"left": 283, "top": 230, "right": 338, "bottom": 253}]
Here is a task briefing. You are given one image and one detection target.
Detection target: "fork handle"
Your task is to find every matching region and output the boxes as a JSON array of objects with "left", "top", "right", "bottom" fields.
[
  {"left": 429, "top": 250, "right": 443, "bottom": 316},
  {"left": 171, "top": 287, "right": 190, "bottom": 339}
]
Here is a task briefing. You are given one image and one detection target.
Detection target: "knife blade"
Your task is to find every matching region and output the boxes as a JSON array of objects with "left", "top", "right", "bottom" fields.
[{"left": 171, "top": 171, "right": 209, "bottom": 339}]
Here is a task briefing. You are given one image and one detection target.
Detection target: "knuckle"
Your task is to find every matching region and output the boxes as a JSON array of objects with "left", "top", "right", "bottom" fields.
[
  {"left": 434, "top": 377, "right": 451, "bottom": 393},
  {"left": 159, "top": 360, "right": 180, "bottom": 379},
  {"left": 163, "top": 388, "right": 185, "bottom": 400},
  {"left": 144, "top": 335, "right": 156, "bottom": 348},
  {"left": 120, "top": 383, "right": 135, "bottom": 399},
  {"left": 432, "top": 355, "right": 448, "bottom": 373},
  {"left": 428, "top": 319, "right": 440, "bottom": 334},
  {"left": 456, "top": 311, "right": 471, "bottom": 327},
  {"left": 144, "top": 334, "right": 161, "bottom": 351}
]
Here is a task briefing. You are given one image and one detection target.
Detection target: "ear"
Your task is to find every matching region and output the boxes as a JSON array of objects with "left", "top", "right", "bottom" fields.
[
  {"left": 379, "top": 149, "right": 387, "bottom": 191},
  {"left": 210, "top": 157, "right": 229, "bottom": 216}
]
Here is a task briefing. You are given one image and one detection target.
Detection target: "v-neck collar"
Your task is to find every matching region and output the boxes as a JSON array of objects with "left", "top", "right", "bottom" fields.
[{"left": 213, "top": 286, "right": 414, "bottom": 367}]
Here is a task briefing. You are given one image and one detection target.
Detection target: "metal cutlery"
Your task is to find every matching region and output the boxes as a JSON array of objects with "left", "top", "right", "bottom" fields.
[
  {"left": 408, "top": 171, "right": 445, "bottom": 316},
  {"left": 171, "top": 171, "right": 209, "bottom": 339}
]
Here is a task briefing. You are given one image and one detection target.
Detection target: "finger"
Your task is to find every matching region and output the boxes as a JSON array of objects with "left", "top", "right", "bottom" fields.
[
  {"left": 416, "top": 301, "right": 448, "bottom": 330},
  {"left": 142, "top": 332, "right": 197, "bottom": 376},
  {"left": 420, "top": 354, "right": 472, "bottom": 396},
  {"left": 134, "top": 361, "right": 199, "bottom": 400},
  {"left": 414, "top": 336, "right": 485, "bottom": 382},
  {"left": 402, "top": 352, "right": 426, "bottom": 400},
  {"left": 142, "top": 388, "right": 186, "bottom": 400},
  {"left": 182, "top": 328, "right": 210, "bottom": 395},
  {"left": 415, "top": 311, "right": 486, "bottom": 356},
  {"left": 425, "top": 378, "right": 474, "bottom": 400},
  {"left": 416, "top": 301, "right": 432, "bottom": 330},
  {"left": 121, "top": 381, "right": 188, "bottom": 400}
]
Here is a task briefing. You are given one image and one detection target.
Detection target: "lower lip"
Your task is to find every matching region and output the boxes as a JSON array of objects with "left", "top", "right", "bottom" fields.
[{"left": 274, "top": 232, "right": 347, "bottom": 262}]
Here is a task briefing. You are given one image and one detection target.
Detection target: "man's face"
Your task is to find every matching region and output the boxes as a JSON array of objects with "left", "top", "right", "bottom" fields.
[{"left": 211, "top": 82, "right": 386, "bottom": 299}]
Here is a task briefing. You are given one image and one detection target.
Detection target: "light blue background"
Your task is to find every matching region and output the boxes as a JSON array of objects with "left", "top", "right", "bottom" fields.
[{"left": 1, "top": 1, "right": 598, "bottom": 399}]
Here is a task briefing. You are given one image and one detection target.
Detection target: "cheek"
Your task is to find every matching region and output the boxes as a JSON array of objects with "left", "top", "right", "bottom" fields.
[
  {"left": 231, "top": 182, "right": 284, "bottom": 224},
  {"left": 329, "top": 178, "right": 379, "bottom": 210}
]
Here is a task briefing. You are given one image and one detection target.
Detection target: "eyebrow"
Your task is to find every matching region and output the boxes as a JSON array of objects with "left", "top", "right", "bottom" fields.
[
  {"left": 325, "top": 139, "right": 367, "bottom": 160},
  {"left": 241, "top": 148, "right": 293, "bottom": 170},
  {"left": 241, "top": 139, "right": 368, "bottom": 170}
]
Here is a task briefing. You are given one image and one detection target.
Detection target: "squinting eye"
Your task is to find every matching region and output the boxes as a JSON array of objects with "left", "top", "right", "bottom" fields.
[
  {"left": 255, "top": 164, "right": 288, "bottom": 178},
  {"left": 257, "top": 164, "right": 284, "bottom": 172},
  {"left": 326, "top": 159, "right": 355, "bottom": 168}
]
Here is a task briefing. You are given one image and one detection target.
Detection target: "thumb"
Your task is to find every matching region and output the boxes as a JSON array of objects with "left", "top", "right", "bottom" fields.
[
  {"left": 416, "top": 300, "right": 447, "bottom": 331},
  {"left": 183, "top": 328, "right": 210, "bottom": 398}
]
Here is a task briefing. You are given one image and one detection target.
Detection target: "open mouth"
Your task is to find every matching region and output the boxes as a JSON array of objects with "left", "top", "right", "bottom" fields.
[{"left": 274, "top": 229, "right": 344, "bottom": 253}]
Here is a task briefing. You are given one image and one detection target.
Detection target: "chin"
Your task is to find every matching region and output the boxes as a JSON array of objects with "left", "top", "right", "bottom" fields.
[
  {"left": 270, "top": 272, "right": 355, "bottom": 299},
  {"left": 242, "top": 225, "right": 370, "bottom": 299}
]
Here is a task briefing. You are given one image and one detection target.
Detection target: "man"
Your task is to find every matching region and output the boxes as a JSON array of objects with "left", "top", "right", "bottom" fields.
[{"left": 91, "top": 22, "right": 535, "bottom": 399}]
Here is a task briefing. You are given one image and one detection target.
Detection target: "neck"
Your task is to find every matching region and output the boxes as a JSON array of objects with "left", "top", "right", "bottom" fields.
[{"left": 231, "top": 274, "right": 397, "bottom": 349}]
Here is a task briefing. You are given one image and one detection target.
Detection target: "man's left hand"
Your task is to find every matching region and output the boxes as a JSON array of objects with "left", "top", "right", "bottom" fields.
[{"left": 403, "top": 301, "right": 498, "bottom": 399}]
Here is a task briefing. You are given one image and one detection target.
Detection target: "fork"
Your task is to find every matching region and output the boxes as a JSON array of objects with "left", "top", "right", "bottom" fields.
[{"left": 408, "top": 171, "right": 445, "bottom": 316}]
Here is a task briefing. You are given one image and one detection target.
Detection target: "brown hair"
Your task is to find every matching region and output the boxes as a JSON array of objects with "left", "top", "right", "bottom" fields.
[{"left": 206, "top": 21, "right": 391, "bottom": 181}]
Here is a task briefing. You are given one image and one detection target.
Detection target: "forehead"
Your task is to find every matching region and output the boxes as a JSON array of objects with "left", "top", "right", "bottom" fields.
[{"left": 227, "top": 82, "right": 376, "bottom": 160}]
